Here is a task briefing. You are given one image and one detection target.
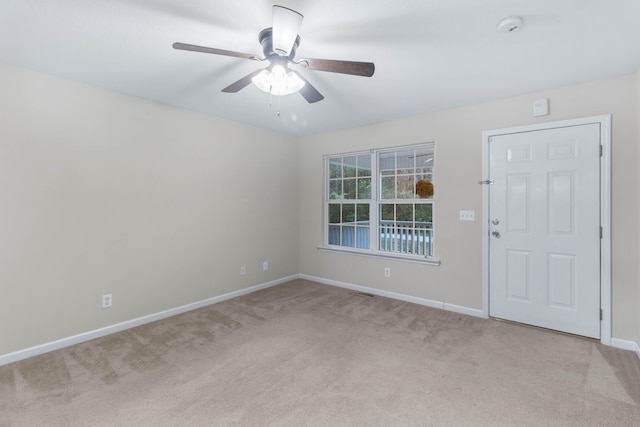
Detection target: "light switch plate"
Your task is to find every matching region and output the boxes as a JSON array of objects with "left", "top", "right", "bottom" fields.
[{"left": 459, "top": 210, "right": 475, "bottom": 221}]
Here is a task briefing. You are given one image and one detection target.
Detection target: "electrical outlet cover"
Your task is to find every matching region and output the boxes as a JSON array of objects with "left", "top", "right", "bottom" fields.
[{"left": 102, "top": 294, "right": 112, "bottom": 308}]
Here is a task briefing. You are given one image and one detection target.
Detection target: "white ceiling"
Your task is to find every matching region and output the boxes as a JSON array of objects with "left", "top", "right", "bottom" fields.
[{"left": 1, "top": 0, "right": 639, "bottom": 136}]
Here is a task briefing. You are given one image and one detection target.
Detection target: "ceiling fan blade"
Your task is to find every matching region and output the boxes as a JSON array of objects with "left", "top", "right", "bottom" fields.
[
  {"left": 173, "top": 42, "right": 257, "bottom": 60},
  {"left": 291, "top": 71, "right": 324, "bottom": 103},
  {"left": 221, "top": 69, "right": 264, "bottom": 93},
  {"left": 272, "top": 5, "right": 303, "bottom": 56},
  {"left": 300, "top": 58, "right": 375, "bottom": 77}
]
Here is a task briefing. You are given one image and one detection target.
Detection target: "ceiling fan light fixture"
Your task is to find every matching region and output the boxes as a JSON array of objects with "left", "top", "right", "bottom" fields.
[
  {"left": 281, "top": 71, "right": 305, "bottom": 94},
  {"left": 251, "top": 64, "right": 305, "bottom": 96}
]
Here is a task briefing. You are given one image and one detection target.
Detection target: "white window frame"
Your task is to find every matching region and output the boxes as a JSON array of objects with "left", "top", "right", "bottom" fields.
[{"left": 321, "top": 143, "right": 440, "bottom": 265}]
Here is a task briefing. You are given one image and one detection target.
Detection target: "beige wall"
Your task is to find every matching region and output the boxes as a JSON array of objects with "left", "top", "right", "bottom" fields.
[
  {"left": 0, "top": 63, "right": 299, "bottom": 355},
  {"left": 298, "top": 73, "right": 640, "bottom": 342}
]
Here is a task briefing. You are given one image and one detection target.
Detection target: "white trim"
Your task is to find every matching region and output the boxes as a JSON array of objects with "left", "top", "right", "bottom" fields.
[
  {"left": 318, "top": 246, "right": 441, "bottom": 266},
  {"left": 599, "top": 116, "right": 612, "bottom": 345},
  {"left": 443, "top": 302, "right": 487, "bottom": 318},
  {"left": 300, "top": 274, "right": 484, "bottom": 318},
  {"left": 481, "top": 115, "right": 612, "bottom": 345},
  {"left": 610, "top": 338, "right": 640, "bottom": 360},
  {"left": 304, "top": 275, "right": 389, "bottom": 298},
  {"left": 386, "top": 290, "right": 447, "bottom": 310},
  {"left": 0, "top": 275, "right": 296, "bottom": 367}
]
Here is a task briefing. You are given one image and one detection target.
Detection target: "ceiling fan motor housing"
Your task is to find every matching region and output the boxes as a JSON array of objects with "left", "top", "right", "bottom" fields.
[{"left": 259, "top": 27, "right": 300, "bottom": 62}]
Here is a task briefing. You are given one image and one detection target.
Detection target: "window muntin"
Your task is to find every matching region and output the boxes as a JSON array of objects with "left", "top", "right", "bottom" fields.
[
  {"left": 329, "top": 155, "right": 371, "bottom": 200},
  {"left": 379, "top": 148, "right": 434, "bottom": 200},
  {"left": 328, "top": 203, "right": 370, "bottom": 248},
  {"left": 324, "top": 143, "right": 435, "bottom": 260}
]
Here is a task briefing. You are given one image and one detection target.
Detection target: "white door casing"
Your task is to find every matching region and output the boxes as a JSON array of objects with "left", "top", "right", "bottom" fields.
[{"left": 482, "top": 116, "right": 611, "bottom": 343}]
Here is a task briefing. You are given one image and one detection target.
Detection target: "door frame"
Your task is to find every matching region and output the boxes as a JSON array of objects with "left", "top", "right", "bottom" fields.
[{"left": 481, "top": 115, "right": 611, "bottom": 345}]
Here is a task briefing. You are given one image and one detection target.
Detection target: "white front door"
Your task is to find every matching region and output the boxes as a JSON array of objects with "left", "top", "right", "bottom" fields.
[{"left": 488, "top": 123, "right": 602, "bottom": 338}]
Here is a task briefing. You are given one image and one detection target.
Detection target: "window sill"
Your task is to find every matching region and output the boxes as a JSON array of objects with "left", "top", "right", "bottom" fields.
[{"left": 317, "top": 246, "right": 441, "bottom": 266}]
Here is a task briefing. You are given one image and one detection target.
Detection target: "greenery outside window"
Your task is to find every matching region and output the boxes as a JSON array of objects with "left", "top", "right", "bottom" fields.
[{"left": 324, "top": 143, "right": 436, "bottom": 262}]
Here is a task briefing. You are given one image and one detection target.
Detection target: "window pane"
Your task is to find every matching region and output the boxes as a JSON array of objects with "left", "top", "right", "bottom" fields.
[
  {"left": 356, "top": 204, "right": 370, "bottom": 222},
  {"left": 329, "top": 180, "right": 341, "bottom": 199},
  {"left": 329, "top": 225, "right": 340, "bottom": 245},
  {"left": 396, "top": 150, "right": 414, "bottom": 174},
  {"left": 381, "top": 176, "right": 395, "bottom": 199},
  {"left": 396, "top": 204, "right": 413, "bottom": 222},
  {"left": 379, "top": 152, "right": 395, "bottom": 176},
  {"left": 342, "top": 226, "right": 355, "bottom": 247},
  {"left": 358, "top": 178, "right": 371, "bottom": 199},
  {"left": 343, "top": 179, "right": 356, "bottom": 199},
  {"left": 415, "top": 204, "right": 432, "bottom": 222},
  {"left": 357, "top": 155, "right": 371, "bottom": 177},
  {"left": 342, "top": 203, "right": 355, "bottom": 223},
  {"left": 415, "top": 148, "right": 433, "bottom": 176},
  {"left": 356, "top": 226, "right": 369, "bottom": 249},
  {"left": 343, "top": 156, "right": 357, "bottom": 178},
  {"left": 379, "top": 221, "right": 394, "bottom": 251},
  {"left": 397, "top": 175, "right": 414, "bottom": 199},
  {"left": 329, "top": 204, "right": 341, "bottom": 223},
  {"left": 329, "top": 158, "right": 342, "bottom": 179},
  {"left": 380, "top": 204, "right": 394, "bottom": 221},
  {"left": 417, "top": 227, "right": 432, "bottom": 256}
]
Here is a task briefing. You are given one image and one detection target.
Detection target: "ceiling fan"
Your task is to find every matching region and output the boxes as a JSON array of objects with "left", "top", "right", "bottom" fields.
[{"left": 173, "top": 5, "right": 375, "bottom": 103}]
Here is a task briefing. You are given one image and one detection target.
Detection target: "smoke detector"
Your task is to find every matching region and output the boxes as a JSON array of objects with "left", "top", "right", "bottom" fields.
[{"left": 497, "top": 16, "right": 523, "bottom": 33}]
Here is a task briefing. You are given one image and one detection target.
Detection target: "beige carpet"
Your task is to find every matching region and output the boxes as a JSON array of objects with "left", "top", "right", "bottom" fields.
[{"left": 1, "top": 279, "right": 639, "bottom": 426}]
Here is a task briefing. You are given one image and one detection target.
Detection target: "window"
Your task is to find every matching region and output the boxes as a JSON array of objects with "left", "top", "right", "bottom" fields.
[{"left": 324, "top": 143, "right": 436, "bottom": 262}]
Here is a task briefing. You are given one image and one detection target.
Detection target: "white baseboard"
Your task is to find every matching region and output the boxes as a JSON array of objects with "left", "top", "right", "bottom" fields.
[
  {"left": 611, "top": 338, "right": 640, "bottom": 359},
  {"left": 442, "top": 302, "right": 486, "bottom": 318},
  {"left": 299, "top": 274, "right": 485, "bottom": 318},
  {"left": 0, "top": 275, "right": 296, "bottom": 367}
]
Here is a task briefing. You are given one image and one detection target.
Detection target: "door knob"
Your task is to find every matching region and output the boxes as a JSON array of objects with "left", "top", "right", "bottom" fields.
[
  {"left": 491, "top": 218, "right": 500, "bottom": 225},
  {"left": 491, "top": 230, "right": 501, "bottom": 238}
]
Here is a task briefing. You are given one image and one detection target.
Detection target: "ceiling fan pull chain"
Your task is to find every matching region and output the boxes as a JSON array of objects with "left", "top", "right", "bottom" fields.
[{"left": 266, "top": 89, "right": 281, "bottom": 117}]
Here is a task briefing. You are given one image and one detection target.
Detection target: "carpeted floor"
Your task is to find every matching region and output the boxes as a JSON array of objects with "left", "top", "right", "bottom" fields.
[{"left": 1, "top": 279, "right": 639, "bottom": 426}]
